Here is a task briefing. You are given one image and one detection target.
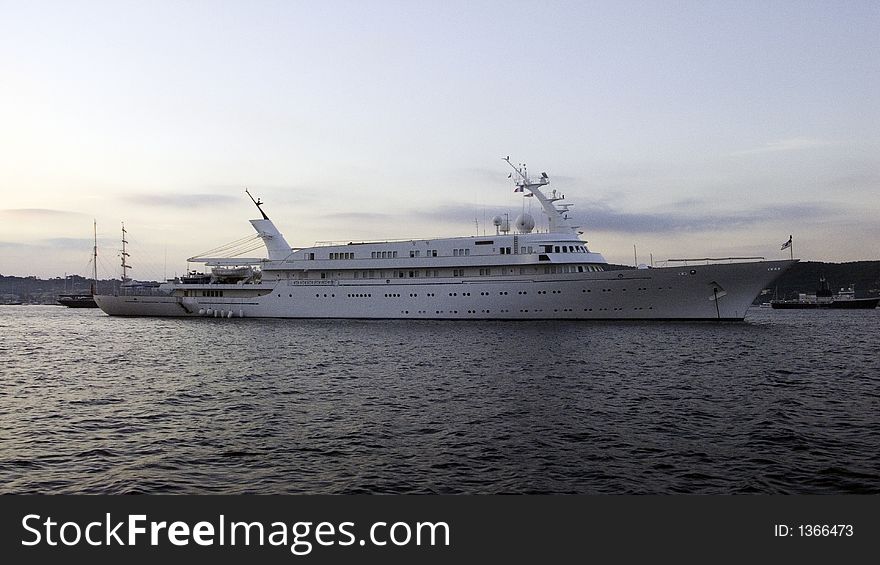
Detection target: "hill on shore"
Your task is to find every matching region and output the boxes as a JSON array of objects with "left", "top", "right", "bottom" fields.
[{"left": 756, "top": 261, "right": 880, "bottom": 302}]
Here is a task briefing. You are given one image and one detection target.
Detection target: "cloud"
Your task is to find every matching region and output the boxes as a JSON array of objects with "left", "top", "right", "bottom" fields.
[
  {"left": 0, "top": 208, "right": 87, "bottom": 218},
  {"left": 576, "top": 199, "right": 840, "bottom": 234},
  {"left": 412, "top": 204, "right": 510, "bottom": 225},
  {"left": 40, "top": 237, "right": 116, "bottom": 249},
  {"left": 324, "top": 211, "right": 394, "bottom": 221},
  {"left": 197, "top": 185, "right": 319, "bottom": 207},
  {"left": 123, "top": 193, "right": 238, "bottom": 208},
  {"left": 460, "top": 166, "right": 580, "bottom": 187},
  {"left": 280, "top": 191, "right": 853, "bottom": 243},
  {"left": 459, "top": 167, "right": 509, "bottom": 183},
  {"left": 825, "top": 170, "right": 880, "bottom": 192},
  {"left": 731, "top": 137, "right": 837, "bottom": 156},
  {"left": 313, "top": 199, "right": 843, "bottom": 236}
]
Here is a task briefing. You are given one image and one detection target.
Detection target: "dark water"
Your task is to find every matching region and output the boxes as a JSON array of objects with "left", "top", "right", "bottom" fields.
[{"left": 1, "top": 305, "right": 878, "bottom": 494}]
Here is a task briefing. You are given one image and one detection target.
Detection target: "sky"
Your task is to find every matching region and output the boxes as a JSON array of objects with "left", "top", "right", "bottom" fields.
[{"left": 1, "top": 0, "right": 878, "bottom": 279}]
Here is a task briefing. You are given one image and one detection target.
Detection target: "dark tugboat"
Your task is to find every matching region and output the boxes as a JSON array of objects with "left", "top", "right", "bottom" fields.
[
  {"left": 770, "top": 277, "right": 879, "bottom": 309},
  {"left": 57, "top": 220, "right": 99, "bottom": 308}
]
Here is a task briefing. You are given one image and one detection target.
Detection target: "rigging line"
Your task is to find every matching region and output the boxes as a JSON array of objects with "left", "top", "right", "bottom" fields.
[
  {"left": 211, "top": 243, "right": 259, "bottom": 256},
  {"left": 214, "top": 235, "right": 262, "bottom": 251},
  {"left": 195, "top": 233, "right": 260, "bottom": 252},
  {"left": 206, "top": 241, "right": 263, "bottom": 256},
  {"left": 96, "top": 254, "right": 116, "bottom": 279},
  {"left": 192, "top": 234, "right": 262, "bottom": 257},
  {"left": 216, "top": 240, "right": 266, "bottom": 257},
  {"left": 78, "top": 255, "right": 94, "bottom": 280},
  {"left": 229, "top": 243, "right": 267, "bottom": 257},
  {"left": 197, "top": 236, "right": 261, "bottom": 254}
]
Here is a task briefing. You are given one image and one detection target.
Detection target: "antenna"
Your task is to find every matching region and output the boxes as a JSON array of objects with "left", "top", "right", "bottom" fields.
[
  {"left": 503, "top": 156, "right": 576, "bottom": 235},
  {"left": 502, "top": 156, "right": 528, "bottom": 183},
  {"left": 503, "top": 156, "right": 550, "bottom": 191},
  {"left": 245, "top": 188, "right": 269, "bottom": 220}
]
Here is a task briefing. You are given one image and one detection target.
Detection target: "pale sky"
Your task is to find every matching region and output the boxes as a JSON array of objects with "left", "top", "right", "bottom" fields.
[{"left": 1, "top": 0, "right": 878, "bottom": 279}]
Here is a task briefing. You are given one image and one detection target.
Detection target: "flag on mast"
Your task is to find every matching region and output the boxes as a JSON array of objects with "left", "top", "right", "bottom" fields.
[{"left": 780, "top": 235, "right": 792, "bottom": 250}]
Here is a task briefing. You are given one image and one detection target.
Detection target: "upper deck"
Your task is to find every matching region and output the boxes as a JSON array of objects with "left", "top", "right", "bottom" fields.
[
  {"left": 265, "top": 231, "right": 605, "bottom": 272},
  {"left": 192, "top": 159, "right": 607, "bottom": 274}
]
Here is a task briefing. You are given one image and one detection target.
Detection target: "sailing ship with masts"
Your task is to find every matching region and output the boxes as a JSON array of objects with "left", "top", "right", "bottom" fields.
[{"left": 57, "top": 221, "right": 99, "bottom": 308}]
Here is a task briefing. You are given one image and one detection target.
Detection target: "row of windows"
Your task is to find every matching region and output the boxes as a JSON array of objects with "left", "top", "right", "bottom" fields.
[
  {"left": 348, "top": 270, "right": 444, "bottom": 279},
  {"left": 310, "top": 265, "right": 604, "bottom": 280},
  {"left": 544, "top": 265, "right": 604, "bottom": 274},
  {"left": 393, "top": 306, "right": 655, "bottom": 315},
  {"left": 544, "top": 245, "right": 588, "bottom": 254},
  {"left": 276, "top": 292, "right": 662, "bottom": 306},
  {"left": 275, "top": 293, "right": 339, "bottom": 297},
  {"left": 276, "top": 290, "right": 666, "bottom": 300},
  {"left": 580, "top": 286, "right": 673, "bottom": 293},
  {"left": 309, "top": 244, "right": 591, "bottom": 262},
  {"left": 192, "top": 290, "right": 223, "bottom": 297}
]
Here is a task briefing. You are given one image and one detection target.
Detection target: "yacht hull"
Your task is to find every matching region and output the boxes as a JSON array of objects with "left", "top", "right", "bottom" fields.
[{"left": 95, "top": 260, "right": 794, "bottom": 321}]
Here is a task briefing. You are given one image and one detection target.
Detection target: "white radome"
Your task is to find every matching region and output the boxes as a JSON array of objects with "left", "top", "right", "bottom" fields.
[{"left": 515, "top": 213, "right": 535, "bottom": 233}]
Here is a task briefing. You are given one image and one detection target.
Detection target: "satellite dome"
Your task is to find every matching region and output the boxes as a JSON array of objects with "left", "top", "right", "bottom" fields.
[
  {"left": 515, "top": 213, "right": 535, "bottom": 233},
  {"left": 492, "top": 215, "right": 503, "bottom": 227}
]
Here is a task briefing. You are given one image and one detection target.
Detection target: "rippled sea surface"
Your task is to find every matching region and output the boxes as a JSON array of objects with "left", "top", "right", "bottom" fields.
[{"left": 1, "top": 305, "right": 878, "bottom": 494}]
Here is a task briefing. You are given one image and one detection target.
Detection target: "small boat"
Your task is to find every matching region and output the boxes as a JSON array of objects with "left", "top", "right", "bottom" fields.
[
  {"left": 770, "top": 278, "right": 879, "bottom": 309},
  {"left": 57, "top": 293, "right": 98, "bottom": 308},
  {"left": 58, "top": 221, "right": 99, "bottom": 308}
]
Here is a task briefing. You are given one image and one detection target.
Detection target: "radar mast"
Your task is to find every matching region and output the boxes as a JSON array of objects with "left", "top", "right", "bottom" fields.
[{"left": 503, "top": 156, "right": 578, "bottom": 234}]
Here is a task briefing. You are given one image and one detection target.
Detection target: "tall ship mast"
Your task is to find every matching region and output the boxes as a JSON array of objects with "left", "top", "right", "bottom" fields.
[
  {"left": 92, "top": 219, "right": 98, "bottom": 295},
  {"left": 120, "top": 222, "right": 131, "bottom": 283},
  {"left": 94, "top": 159, "right": 797, "bottom": 320}
]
